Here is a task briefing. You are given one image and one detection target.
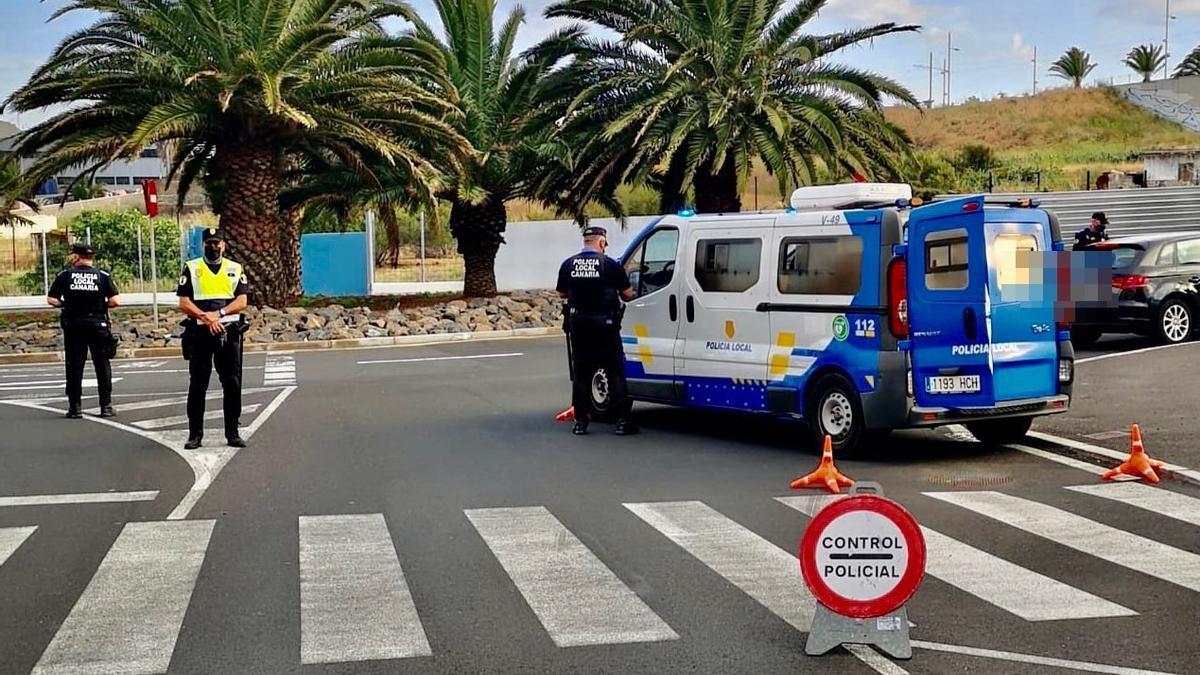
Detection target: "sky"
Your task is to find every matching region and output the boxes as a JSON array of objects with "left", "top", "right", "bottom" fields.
[{"left": 2, "top": 0, "right": 1200, "bottom": 128}]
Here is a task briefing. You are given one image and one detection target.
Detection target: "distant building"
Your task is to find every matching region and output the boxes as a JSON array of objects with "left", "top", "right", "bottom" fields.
[
  {"left": 0, "top": 121, "right": 166, "bottom": 195},
  {"left": 1141, "top": 148, "right": 1200, "bottom": 187}
]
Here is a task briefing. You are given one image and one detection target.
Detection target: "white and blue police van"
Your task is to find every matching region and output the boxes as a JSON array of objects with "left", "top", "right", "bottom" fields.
[{"left": 591, "top": 183, "right": 1075, "bottom": 454}]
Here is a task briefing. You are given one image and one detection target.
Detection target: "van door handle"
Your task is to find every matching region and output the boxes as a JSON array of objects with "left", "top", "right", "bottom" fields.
[
  {"left": 686, "top": 296, "right": 695, "bottom": 323},
  {"left": 963, "top": 307, "right": 978, "bottom": 341},
  {"left": 669, "top": 295, "right": 678, "bottom": 321}
]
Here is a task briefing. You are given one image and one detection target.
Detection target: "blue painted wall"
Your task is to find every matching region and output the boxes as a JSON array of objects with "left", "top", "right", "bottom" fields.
[{"left": 301, "top": 232, "right": 368, "bottom": 297}]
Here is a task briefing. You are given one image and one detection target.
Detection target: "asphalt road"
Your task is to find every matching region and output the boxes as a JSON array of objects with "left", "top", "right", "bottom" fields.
[{"left": 0, "top": 335, "right": 1198, "bottom": 674}]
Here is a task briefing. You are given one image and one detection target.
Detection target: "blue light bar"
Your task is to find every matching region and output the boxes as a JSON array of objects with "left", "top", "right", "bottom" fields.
[{"left": 677, "top": 208, "right": 695, "bottom": 217}]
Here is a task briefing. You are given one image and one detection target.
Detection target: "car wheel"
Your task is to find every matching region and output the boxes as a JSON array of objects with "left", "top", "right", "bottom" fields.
[
  {"left": 807, "top": 373, "right": 866, "bottom": 457},
  {"left": 587, "top": 365, "right": 618, "bottom": 423},
  {"left": 1070, "top": 326, "right": 1102, "bottom": 349},
  {"left": 1157, "top": 298, "right": 1194, "bottom": 345},
  {"left": 966, "top": 417, "right": 1033, "bottom": 445}
]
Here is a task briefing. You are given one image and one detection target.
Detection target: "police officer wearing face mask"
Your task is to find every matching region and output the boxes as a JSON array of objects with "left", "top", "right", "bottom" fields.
[
  {"left": 556, "top": 226, "right": 638, "bottom": 436},
  {"left": 177, "top": 228, "right": 249, "bottom": 449},
  {"left": 47, "top": 243, "right": 122, "bottom": 418}
]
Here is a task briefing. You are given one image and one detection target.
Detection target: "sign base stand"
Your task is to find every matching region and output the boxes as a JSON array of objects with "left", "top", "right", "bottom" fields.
[{"left": 805, "top": 604, "right": 912, "bottom": 659}]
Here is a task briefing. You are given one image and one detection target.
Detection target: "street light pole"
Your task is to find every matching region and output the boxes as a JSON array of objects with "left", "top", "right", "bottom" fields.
[
  {"left": 1165, "top": 0, "right": 1172, "bottom": 79},
  {"left": 1033, "top": 45, "right": 1038, "bottom": 94},
  {"left": 947, "top": 32, "right": 953, "bottom": 105}
]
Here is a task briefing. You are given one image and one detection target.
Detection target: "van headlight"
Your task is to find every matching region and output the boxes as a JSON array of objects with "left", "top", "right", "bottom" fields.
[{"left": 1058, "top": 359, "right": 1074, "bottom": 383}]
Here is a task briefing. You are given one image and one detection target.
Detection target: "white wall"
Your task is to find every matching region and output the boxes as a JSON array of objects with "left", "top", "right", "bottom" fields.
[{"left": 493, "top": 216, "right": 662, "bottom": 292}]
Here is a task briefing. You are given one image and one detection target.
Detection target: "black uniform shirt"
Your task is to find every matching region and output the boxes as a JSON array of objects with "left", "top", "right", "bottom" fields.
[
  {"left": 176, "top": 260, "right": 248, "bottom": 312},
  {"left": 556, "top": 249, "right": 631, "bottom": 315},
  {"left": 1074, "top": 225, "right": 1109, "bottom": 249},
  {"left": 48, "top": 265, "right": 119, "bottom": 327}
]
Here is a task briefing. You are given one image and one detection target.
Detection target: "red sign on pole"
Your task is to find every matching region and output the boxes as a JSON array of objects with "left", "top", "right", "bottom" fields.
[
  {"left": 799, "top": 495, "right": 926, "bottom": 619},
  {"left": 143, "top": 179, "right": 159, "bottom": 218}
]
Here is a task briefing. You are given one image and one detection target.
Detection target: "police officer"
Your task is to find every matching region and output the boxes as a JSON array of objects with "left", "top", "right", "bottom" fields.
[
  {"left": 177, "top": 228, "right": 249, "bottom": 449},
  {"left": 556, "top": 226, "right": 637, "bottom": 436},
  {"left": 47, "top": 243, "right": 122, "bottom": 419},
  {"left": 1074, "top": 211, "right": 1111, "bottom": 250}
]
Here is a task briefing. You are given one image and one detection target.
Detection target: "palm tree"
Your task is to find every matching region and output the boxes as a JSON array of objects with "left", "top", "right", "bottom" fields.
[
  {"left": 1, "top": 154, "right": 38, "bottom": 229},
  {"left": 1174, "top": 45, "right": 1200, "bottom": 78},
  {"left": 1050, "top": 47, "right": 1098, "bottom": 88},
  {"left": 3, "top": 0, "right": 467, "bottom": 307},
  {"left": 1124, "top": 45, "right": 1166, "bottom": 83},
  {"left": 405, "top": 0, "right": 568, "bottom": 297},
  {"left": 536, "top": 0, "right": 920, "bottom": 215}
]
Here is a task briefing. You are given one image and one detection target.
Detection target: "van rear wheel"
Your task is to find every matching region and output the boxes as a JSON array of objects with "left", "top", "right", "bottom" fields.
[
  {"left": 807, "top": 374, "right": 866, "bottom": 457},
  {"left": 965, "top": 418, "right": 1033, "bottom": 445}
]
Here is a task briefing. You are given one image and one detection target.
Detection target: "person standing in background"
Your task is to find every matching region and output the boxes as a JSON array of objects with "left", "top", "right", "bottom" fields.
[{"left": 47, "top": 243, "right": 121, "bottom": 419}]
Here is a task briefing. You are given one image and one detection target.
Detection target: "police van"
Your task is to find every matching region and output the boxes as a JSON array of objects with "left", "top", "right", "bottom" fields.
[{"left": 593, "top": 183, "right": 1074, "bottom": 453}]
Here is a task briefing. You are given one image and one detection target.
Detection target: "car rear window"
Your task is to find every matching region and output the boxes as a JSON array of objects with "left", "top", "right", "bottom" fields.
[{"left": 1110, "top": 246, "right": 1141, "bottom": 269}]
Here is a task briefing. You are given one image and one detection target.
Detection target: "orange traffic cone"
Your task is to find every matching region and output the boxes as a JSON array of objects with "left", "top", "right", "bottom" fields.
[
  {"left": 1102, "top": 424, "right": 1166, "bottom": 484},
  {"left": 555, "top": 406, "right": 576, "bottom": 422},
  {"left": 790, "top": 435, "right": 855, "bottom": 494}
]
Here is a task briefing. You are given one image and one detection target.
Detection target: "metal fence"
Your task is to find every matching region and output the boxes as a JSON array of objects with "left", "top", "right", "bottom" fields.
[{"left": 938, "top": 186, "right": 1200, "bottom": 236}]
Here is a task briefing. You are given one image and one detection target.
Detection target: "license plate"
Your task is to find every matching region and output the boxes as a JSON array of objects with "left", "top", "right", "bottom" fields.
[{"left": 926, "top": 375, "right": 981, "bottom": 394}]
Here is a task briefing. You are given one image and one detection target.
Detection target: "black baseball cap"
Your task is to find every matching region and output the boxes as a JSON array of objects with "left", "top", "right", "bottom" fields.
[
  {"left": 70, "top": 243, "right": 95, "bottom": 256},
  {"left": 202, "top": 227, "right": 223, "bottom": 242},
  {"left": 1091, "top": 212, "right": 1108, "bottom": 225},
  {"left": 582, "top": 226, "right": 608, "bottom": 238}
]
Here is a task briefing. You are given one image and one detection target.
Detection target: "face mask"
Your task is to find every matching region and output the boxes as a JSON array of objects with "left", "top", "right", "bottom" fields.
[{"left": 204, "top": 246, "right": 223, "bottom": 262}]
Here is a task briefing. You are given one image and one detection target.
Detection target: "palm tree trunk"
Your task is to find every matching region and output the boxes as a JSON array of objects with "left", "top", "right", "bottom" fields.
[
  {"left": 379, "top": 204, "right": 402, "bottom": 268},
  {"left": 695, "top": 156, "right": 743, "bottom": 214},
  {"left": 451, "top": 197, "right": 507, "bottom": 297},
  {"left": 211, "top": 142, "right": 290, "bottom": 307}
]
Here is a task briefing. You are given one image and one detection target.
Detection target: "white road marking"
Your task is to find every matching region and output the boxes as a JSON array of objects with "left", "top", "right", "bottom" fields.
[
  {"left": 925, "top": 491, "right": 1200, "bottom": 592},
  {"left": 1007, "top": 443, "right": 1134, "bottom": 478},
  {"left": 0, "top": 377, "right": 123, "bottom": 391},
  {"left": 263, "top": 354, "right": 296, "bottom": 386},
  {"left": 912, "top": 639, "right": 1183, "bottom": 675},
  {"left": 0, "top": 491, "right": 158, "bottom": 507},
  {"left": 844, "top": 644, "right": 910, "bottom": 675},
  {"left": 1067, "top": 483, "right": 1200, "bottom": 527},
  {"left": 1027, "top": 431, "right": 1200, "bottom": 484},
  {"left": 299, "top": 514, "right": 431, "bottom": 664},
  {"left": 114, "top": 360, "right": 168, "bottom": 370},
  {"left": 0, "top": 371, "right": 61, "bottom": 379},
  {"left": 466, "top": 506, "right": 678, "bottom": 647},
  {"left": 132, "top": 404, "right": 261, "bottom": 430},
  {"left": 776, "top": 496, "right": 1134, "bottom": 622},
  {"left": 1076, "top": 341, "right": 1200, "bottom": 364},
  {"left": 624, "top": 501, "right": 817, "bottom": 630},
  {"left": 32, "top": 520, "right": 214, "bottom": 675},
  {"left": 0, "top": 526, "right": 36, "bottom": 566},
  {"left": 120, "top": 366, "right": 263, "bottom": 375},
  {"left": 357, "top": 352, "right": 524, "bottom": 365},
  {"left": 1084, "top": 430, "right": 1130, "bottom": 441}
]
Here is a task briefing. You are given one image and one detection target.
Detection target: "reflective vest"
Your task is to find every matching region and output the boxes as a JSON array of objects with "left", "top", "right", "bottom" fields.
[{"left": 185, "top": 257, "right": 244, "bottom": 301}]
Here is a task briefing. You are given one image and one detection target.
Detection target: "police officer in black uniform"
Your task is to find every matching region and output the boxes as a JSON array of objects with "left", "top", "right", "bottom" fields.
[
  {"left": 1074, "top": 211, "right": 1111, "bottom": 250},
  {"left": 556, "top": 226, "right": 637, "bottom": 436},
  {"left": 47, "top": 243, "right": 122, "bottom": 418},
  {"left": 176, "top": 229, "right": 249, "bottom": 450}
]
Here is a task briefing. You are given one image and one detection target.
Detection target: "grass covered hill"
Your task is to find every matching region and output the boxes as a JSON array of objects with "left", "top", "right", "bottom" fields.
[{"left": 886, "top": 87, "right": 1200, "bottom": 194}]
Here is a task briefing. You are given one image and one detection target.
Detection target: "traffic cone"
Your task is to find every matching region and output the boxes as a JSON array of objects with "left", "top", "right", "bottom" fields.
[
  {"left": 1102, "top": 424, "right": 1166, "bottom": 484},
  {"left": 790, "top": 435, "right": 855, "bottom": 494},
  {"left": 555, "top": 406, "right": 575, "bottom": 422}
]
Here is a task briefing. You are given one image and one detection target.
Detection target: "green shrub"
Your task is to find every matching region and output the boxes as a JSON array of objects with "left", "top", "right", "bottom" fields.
[{"left": 955, "top": 144, "right": 999, "bottom": 172}]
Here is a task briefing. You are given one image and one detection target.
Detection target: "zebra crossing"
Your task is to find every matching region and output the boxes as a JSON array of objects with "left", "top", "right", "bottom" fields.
[{"left": 2, "top": 482, "right": 1197, "bottom": 672}]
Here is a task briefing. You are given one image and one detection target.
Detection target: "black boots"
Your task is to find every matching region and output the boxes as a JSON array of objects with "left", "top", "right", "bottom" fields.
[
  {"left": 226, "top": 436, "right": 247, "bottom": 448},
  {"left": 99, "top": 405, "right": 116, "bottom": 418},
  {"left": 184, "top": 435, "right": 203, "bottom": 450},
  {"left": 65, "top": 407, "right": 82, "bottom": 419},
  {"left": 614, "top": 418, "right": 640, "bottom": 436},
  {"left": 572, "top": 420, "right": 589, "bottom": 435}
]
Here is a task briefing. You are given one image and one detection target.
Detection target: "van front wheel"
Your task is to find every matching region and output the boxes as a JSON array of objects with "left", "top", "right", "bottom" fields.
[
  {"left": 965, "top": 418, "right": 1033, "bottom": 445},
  {"left": 807, "top": 374, "right": 866, "bottom": 456}
]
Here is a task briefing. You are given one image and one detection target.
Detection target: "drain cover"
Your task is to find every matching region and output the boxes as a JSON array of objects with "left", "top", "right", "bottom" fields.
[{"left": 925, "top": 472, "right": 1015, "bottom": 488}]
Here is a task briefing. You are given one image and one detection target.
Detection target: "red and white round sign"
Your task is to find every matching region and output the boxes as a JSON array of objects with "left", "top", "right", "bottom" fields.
[{"left": 799, "top": 495, "right": 926, "bottom": 619}]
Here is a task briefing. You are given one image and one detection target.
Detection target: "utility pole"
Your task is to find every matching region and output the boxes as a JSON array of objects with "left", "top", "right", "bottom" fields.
[
  {"left": 1033, "top": 45, "right": 1039, "bottom": 94},
  {"left": 942, "top": 58, "right": 949, "bottom": 107},
  {"left": 1165, "top": 0, "right": 1173, "bottom": 79},
  {"left": 913, "top": 52, "right": 936, "bottom": 107},
  {"left": 947, "top": 32, "right": 953, "bottom": 106}
]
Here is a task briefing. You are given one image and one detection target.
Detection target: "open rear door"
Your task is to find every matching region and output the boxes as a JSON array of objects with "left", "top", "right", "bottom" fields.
[{"left": 907, "top": 196, "right": 994, "bottom": 409}]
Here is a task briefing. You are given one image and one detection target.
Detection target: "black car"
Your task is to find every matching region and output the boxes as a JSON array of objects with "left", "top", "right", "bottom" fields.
[{"left": 1070, "top": 232, "right": 1200, "bottom": 347}]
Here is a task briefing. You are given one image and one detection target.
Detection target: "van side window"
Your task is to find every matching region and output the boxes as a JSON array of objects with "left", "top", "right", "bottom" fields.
[
  {"left": 1178, "top": 239, "right": 1200, "bottom": 265},
  {"left": 925, "top": 228, "right": 969, "bottom": 290},
  {"left": 623, "top": 228, "right": 679, "bottom": 298},
  {"left": 1157, "top": 243, "right": 1177, "bottom": 266},
  {"left": 778, "top": 237, "right": 863, "bottom": 295},
  {"left": 992, "top": 234, "right": 1038, "bottom": 292},
  {"left": 694, "top": 238, "right": 762, "bottom": 293}
]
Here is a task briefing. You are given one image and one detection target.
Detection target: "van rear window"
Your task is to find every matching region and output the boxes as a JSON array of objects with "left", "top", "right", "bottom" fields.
[
  {"left": 778, "top": 237, "right": 863, "bottom": 295},
  {"left": 695, "top": 238, "right": 762, "bottom": 293},
  {"left": 925, "top": 229, "right": 969, "bottom": 290}
]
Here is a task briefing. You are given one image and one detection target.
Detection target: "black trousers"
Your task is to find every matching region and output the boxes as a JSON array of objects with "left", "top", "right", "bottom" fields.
[
  {"left": 63, "top": 324, "right": 112, "bottom": 409},
  {"left": 568, "top": 316, "right": 631, "bottom": 422},
  {"left": 187, "top": 327, "right": 242, "bottom": 438}
]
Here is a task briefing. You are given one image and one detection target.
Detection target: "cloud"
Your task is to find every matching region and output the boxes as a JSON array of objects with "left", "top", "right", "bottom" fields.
[
  {"left": 821, "top": 0, "right": 929, "bottom": 25},
  {"left": 1011, "top": 32, "right": 1036, "bottom": 62}
]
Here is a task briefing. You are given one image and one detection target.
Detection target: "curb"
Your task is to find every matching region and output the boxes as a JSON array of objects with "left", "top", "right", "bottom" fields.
[{"left": 0, "top": 327, "right": 564, "bottom": 365}]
